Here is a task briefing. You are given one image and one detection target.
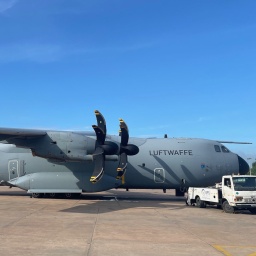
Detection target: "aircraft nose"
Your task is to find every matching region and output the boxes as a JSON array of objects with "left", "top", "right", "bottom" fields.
[{"left": 237, "top": 155, "right": 250, "bottom": 175}]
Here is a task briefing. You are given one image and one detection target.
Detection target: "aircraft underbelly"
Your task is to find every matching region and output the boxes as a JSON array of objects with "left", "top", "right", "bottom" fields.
[{"left": 9, "top": 171, "right": 122, "bottom": 193}]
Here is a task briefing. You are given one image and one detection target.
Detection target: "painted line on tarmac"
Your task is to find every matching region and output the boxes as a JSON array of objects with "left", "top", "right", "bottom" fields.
[
  {"left": 213, "top": 245, "right": 256, "bottom": 256},
  {"left": 213, "top": 245, "right": 232, "bottom": 256}
]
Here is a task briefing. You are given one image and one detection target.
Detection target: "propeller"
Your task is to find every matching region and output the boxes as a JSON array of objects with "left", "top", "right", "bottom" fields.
[
  {"left": 90, "top": 110, "right": 118, "bottom": 183},
  {"left": 116, "top": 119, "right": 139, "bottom": 180}
]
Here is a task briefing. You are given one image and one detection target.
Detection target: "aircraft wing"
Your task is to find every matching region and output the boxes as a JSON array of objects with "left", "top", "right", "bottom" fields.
[{"left": 0, "top": 127, "right": 46, "bottom": 142}]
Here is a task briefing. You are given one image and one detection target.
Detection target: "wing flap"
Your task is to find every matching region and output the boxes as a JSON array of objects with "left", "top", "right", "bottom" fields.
[
  {"left": 0, "top": 127, "right": 47, "bottom": 136},
  {"left": 0, "top": 127, "right": 46, "bottom": 143}
]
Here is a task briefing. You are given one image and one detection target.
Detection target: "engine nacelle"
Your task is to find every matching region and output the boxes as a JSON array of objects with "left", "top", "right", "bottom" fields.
[{"left": 31, "top": 132, "right": 96, "bottom": 161}]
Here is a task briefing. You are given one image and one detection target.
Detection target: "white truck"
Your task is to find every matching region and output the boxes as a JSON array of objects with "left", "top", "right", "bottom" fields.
[{"left": 187, "top": 175, "right": 256, "bottom": 213}]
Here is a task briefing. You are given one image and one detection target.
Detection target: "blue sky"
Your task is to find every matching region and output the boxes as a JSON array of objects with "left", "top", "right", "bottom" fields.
[{"left": 0, "top": 0, "right": 255, "bottom": 163}]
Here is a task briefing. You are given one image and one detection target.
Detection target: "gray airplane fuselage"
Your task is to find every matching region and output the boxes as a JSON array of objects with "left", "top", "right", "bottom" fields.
[{"left": 0, "top": 135, "right": 248, "bottom": 194}]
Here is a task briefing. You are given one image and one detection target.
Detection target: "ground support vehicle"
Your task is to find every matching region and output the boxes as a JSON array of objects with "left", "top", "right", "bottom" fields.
[{"left": 187, "top": 175, "right": 256, "bottom": 214}]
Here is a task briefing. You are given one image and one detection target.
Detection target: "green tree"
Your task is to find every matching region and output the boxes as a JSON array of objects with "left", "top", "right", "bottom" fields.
[{"left": 250, "top": 162, "right": 256, "bottom": 175}]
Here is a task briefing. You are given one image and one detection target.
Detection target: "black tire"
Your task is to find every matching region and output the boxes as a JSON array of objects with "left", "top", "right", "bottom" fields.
[
  {"left": 195, "top": 196, "right": 206, "bottom": 208},
  {"left": 32, "top": 193, "right": 43, "bottom": 198},
  {"left": 64, "top": 193, "right": 73, "bottom": 199},
  {"left": 63, "top": 193, "right": 81, "bottom": 199},
  {"left": 222, "top": 200, "right": 235, "bottom": 213},
  {"left": 249, "top": 208, "right": 256, "bottom": 214},
  {"left": 216, "top": 204, "right": 222, "bottom": 209},
  {"left": 47, "top": 193, "right": 56, "bottom": 198}
]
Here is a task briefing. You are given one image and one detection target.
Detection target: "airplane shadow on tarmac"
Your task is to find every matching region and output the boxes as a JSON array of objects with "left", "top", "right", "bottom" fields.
[
  {"left": 60, "top": 191, "right": 187, "bottom": 214},
  {"left": 60, "top": 201, "right": 187, "bottom": 214}
]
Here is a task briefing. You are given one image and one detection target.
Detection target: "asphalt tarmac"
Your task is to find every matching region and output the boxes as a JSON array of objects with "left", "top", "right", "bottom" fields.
[{"left": 0, "top": 187, "right": 255, "bottom": 256}]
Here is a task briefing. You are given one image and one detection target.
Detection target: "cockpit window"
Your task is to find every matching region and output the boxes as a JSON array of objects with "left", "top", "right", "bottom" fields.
[
  {"left": 214, "top": 145, "right": 221, "bottom": 152},
  {"left": 221, "top": 146, "right": 230, "bottom": 153}
]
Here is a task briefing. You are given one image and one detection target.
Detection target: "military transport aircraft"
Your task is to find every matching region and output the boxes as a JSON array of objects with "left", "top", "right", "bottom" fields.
[{"left": 0, "top": 110, "right": 250, "bottom": 198}]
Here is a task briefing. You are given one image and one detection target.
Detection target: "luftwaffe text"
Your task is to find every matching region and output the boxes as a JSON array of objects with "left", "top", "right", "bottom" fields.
[{"left": 149, "top": 150, "right": 193, "bottom": 156}]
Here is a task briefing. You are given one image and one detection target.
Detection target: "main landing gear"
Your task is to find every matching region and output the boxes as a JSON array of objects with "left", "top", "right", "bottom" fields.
[{"left": 31, "top": 193, "right": 81, "bottom": 199}]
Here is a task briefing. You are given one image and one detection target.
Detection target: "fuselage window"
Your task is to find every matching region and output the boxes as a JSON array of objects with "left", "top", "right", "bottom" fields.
[
  {"left": 214, "top": 145, "right": 221, "bottom": 152},
  {"left": 221, "top": 146, "right": 230, "bottom": 153}
]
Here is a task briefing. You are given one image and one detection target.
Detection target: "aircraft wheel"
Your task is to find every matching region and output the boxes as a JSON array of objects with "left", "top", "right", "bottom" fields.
[
  {"left": 47, "top": 193, "right": 56, "bottom": 198},
  {"left": 222, "top": 200, "right": 235, "bottom": 213},
  {"left": 32, "top": 193, "right": 43, "bottom": 198},
  {"left": 249, "top": 208, "right": 256, "bottom": 214},
  {"left": 64, "top": 193, "right": 73, "bottom": 199},
  {"left": 195, "top": 196, "right": 206, "bottom": 208}
]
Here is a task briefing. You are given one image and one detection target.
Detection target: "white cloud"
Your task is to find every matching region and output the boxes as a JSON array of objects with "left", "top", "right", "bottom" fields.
[
  {"left": 0, "top": 0, "right": 17, "bottom": 13},
  {"left": 0, "top": 40, "right": 157, "bottom": 63},
  {"left": 0, "top": 43, "right": 62, "bottom": 63},
  {"left": 69, "top": 41, "right": 157, "bottom": 56}
]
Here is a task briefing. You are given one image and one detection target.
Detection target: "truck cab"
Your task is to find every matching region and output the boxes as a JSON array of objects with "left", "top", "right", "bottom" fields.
[{"left": 222, "top": 175, "right": 256, "bottom": 213}]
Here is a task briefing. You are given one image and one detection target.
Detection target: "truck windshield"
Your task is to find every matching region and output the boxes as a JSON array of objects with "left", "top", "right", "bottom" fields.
[{"left": 232, "top": 177, "right": 256, "bottom": 191}]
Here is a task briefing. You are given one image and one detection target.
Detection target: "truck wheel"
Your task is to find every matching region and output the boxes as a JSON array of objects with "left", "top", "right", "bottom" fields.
[
  {"left": 195, "top": 196, "right": 206, "bottom": 208},
  {"left": 222, "top": 201, "right": 234, "bottom": 213}
]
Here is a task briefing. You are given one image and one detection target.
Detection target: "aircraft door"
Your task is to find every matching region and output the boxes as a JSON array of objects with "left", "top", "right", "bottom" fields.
[
  {"left": 222, "top": 177, "right": 233, "bottom": 198},
  {"left": 8, "top": 160, "right": 19, "bottom": 180},
  {"left": 154, "top": 168, "right": 165, "bottom": 183}
]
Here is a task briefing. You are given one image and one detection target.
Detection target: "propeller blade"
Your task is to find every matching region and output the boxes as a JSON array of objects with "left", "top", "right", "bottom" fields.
[
  {"left": 116, "top": 119, "right": 139, "bottom": 180},
  {"left": 90, "top": 110, "right": 118, "bottom": 184},
  {"left": 90, "top": 111, "right": 138, "bottom": 183},
  {"left": 92, "top": 125, "right": 105, "bottom": 145},
  {"left": 90, "top": 110, "right": 107, "bottom": 184},
  {"left": 116, "top": 152, "right": 128, "bottom": 179},
  {"left": 94, "top": 110, "right": 106, "bottom": 136},
  {"left": 90, "top": 147, "right": 105, "bottom": 183},
  {"left": 119, "top": 118, "right": 129, "bottom": 146}
]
